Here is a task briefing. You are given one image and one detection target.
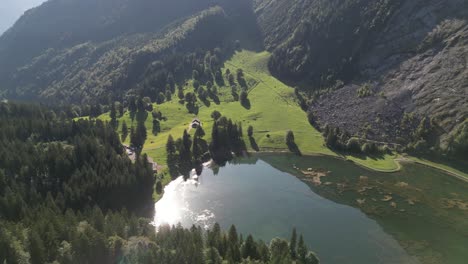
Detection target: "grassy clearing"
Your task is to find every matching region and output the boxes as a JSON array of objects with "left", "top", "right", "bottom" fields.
[
  {"left": 100, "top": 50, "right": 399, "bottom": 173},
  {"left": 346, "top": 154, "right": 400, "bottom": 172}
]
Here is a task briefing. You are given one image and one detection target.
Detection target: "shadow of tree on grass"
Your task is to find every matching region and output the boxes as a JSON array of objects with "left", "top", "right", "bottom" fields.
[{"left": 249, "top": 136, "right": 259, "bottom": 151}]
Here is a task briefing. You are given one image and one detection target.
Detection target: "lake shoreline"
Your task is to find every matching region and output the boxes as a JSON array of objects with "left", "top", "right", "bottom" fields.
[
  {"left": 252, "top": 150, "right": 468, "bottom": 182},
  {"left": 153, "top": 150, "right": 468, "bottom": 203},
  {"left": 152, "top": 154, "right": 468, "bottom": 264}
]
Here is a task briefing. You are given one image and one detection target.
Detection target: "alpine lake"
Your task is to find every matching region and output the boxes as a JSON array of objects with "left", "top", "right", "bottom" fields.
[{"left": 153, "top": 153, "right": 468, "bottom": 264}]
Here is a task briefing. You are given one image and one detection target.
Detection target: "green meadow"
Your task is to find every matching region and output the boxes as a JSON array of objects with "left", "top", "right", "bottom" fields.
[{"left": 100, "top": 50, "right": 401, "bottom": 173}]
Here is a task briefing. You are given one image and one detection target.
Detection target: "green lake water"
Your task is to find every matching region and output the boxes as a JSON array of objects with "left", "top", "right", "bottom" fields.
[{"left": 154, "top": 154, "right": 468, "bottom": 264}]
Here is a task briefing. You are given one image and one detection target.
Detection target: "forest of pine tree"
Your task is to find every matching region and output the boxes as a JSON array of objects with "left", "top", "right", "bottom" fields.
[
  {"left": 0, "top": 102, "right": 319, "bottom": 263},
  {"left": 166, "top": 115, "right": 247, "bottom": 180}
]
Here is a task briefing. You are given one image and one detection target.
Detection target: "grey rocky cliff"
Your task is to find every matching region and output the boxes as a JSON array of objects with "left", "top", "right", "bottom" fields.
[{"left": 308, "top": 0, "right": 468, "bottom": 146}]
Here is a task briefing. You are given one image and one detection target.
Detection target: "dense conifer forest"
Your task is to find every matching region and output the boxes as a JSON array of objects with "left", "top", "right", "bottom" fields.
[{"left": 0, "top": 102, "right": 319, "bottom": 263}]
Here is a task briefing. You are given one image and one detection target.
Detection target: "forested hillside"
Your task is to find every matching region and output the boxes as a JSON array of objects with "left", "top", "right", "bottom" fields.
[
  {"left": 0, "top": 6, "right": 229, "bottom": 103},
  {"left": 0, "top": 0, "right": 466, "bottom": 155},
  {"left": 0, "top": 0, "right": 213, "bottom": 72},
  {"left": 0, "top": 102, "right": 319, "bottom": 264},
  {"left": 0, "top": 0, "right": 258, "bottom": 104}
]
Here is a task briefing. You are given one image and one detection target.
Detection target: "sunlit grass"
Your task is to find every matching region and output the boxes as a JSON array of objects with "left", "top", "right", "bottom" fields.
[{"left": 99, "top": 50, "right": 400, "bottom": 173}]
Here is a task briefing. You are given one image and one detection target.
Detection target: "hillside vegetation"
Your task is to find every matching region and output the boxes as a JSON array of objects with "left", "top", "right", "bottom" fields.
[
  {"left": 100, "top": 50, "right": 398, "bottom": 173},
  {"left": 0, "top": 0, "right": 466, "bottom": 166},
  {"left": 0, "top": 6, "right": 230, "bottom": 103},
  {"left": 0, "top": 0, "right": 215, "bottom": 71}
]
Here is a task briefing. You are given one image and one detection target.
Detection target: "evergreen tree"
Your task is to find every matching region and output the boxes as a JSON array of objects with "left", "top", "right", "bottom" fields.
[
  {"left": 182, "top": 130, "right": 192, "bottom": 153},
  {"left": 215, "top": 69, "right": 225, "bottom": 86},
  {"left": 290, "top": 228, "right": 297, "bottom": 260},
  {"left": 110, "top": 102, "right": 117, "bottom": 129},
  {"left": 117, "top": 102, "right": 124, "bottom": 117},
  {"left": 305, "top": 251, "right": 320, "bottom": 264},
  {"left": 132, "top": 120, "right": 147, "bottom": 150},
  {"left": 242, "top": 234, "right": 258, "bottom": 260},
  {"left": 137, "top": 97, "right": 145, "bottom": 112},
  {"left": 130, "top": 127, "right": 136, "bottom": 147},
  {"left": 156, "top": 92, "right": 166, "bottom": 104},
  {"left": 205, "top": 247, "right": 222, "bottom": 264},
  {"left": 152, "top": 119, "right": 161, "bottom": 136},
  {"left": 165, "top": 90, "right": 172, "bottom": 101},
  {"left": 237, "top": 69, "right": 247, "bottom": 88},
  {"left": 155, "top": 181, "right": 163, "bottom": 194},
  {"left": 240, "top": 90, "right": 249, "bottom": 107},
  {"left": 269, "top": 238, "right": 291, "bottom": 264},
  {"left": 192, "top": 127, "right": 206, "bottom": 160},
  {"left": 298, "top": 234, "right": 307, "bottom": 263},
  {"left": 195, "top": 126, "right": 206, "bottom": 138},
  {"left": 193, "top": 80, "right": 200, "bottom": 90},
  {"left": 227, "top": 225, "right": 241, "bottom": 263},
  {"left": 167, "top": 73, "right": 176, "bottom": 93},
  {"left": 286, "top": 130, "right": 295, "bottom": 145},
  {"left": 228, "top": 73, "right": 236, "bottom": 86},
  {"left": 185, "top": 92, "right": 198, "bottom": 113},
  {"left": 121, "top": 121, "right": 128, "bottom": 142},
  {"left": 178, "top": 88, "right": 185, "bottom": 100},
  {"left": 198, "top": 87, "right": 207, "bottom": 101},
  {"left": 29, "top": 230, "right": 46, "bottom": 264},
  {"left": 211, "top": 110, "right": 222, "bottom": 121},
  {"left": 166, "top": 135, "right": 178, "bottom": 177},
  {"left": 128, "top": 97, "right": 137, "bottom": 114},
  {"left": 206, "top": 81, "right": 213, "bottom": 89}
]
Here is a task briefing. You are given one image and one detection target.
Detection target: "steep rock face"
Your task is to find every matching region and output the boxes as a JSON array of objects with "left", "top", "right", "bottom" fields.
[
  {"left": 255, "top": 0, "right": 468, "bottom": 145},
  {"left": 311, "top": 0, "right": 468, "bottom": 146},
  {"left": 256, "top": 0, "right": 401, "bottom": 82},
  {"left": 360, "top": 0, "right": 468, "bottom": 145}
]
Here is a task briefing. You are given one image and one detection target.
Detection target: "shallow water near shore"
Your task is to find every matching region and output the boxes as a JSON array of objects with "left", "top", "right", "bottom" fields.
[{"left": 154, "top": 154, "right": 468, "bottom": 264}]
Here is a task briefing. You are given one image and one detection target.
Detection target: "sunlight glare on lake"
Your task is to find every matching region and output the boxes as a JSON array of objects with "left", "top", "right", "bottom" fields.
[{"left": 153, "top": 176, "right": 187, "bottom": 228}]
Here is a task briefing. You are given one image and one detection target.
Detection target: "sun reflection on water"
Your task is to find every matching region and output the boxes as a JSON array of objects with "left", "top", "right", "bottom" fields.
[
  {"left": 152, "top": 167, "right": 216, "bottom": 230},
  {"left": 152, "top": 176, "right": 187, "bottom": 229}
]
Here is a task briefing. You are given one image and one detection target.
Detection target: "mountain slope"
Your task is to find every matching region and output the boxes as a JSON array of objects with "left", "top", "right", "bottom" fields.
[
  {"left": 0, "top": 0, "right": 466, "bottom": 153},
  {"left": 2, "top": 7, "right": 230, "bottom": 103},
  {"left": 0, "top": 0, "right": 214, "bottom": 73},
  {"left": 0, "top": 0, "right": 261, "bottom": 104},
  {"left": 255, "top": 0, "right": 468, "bottom": 150}
]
